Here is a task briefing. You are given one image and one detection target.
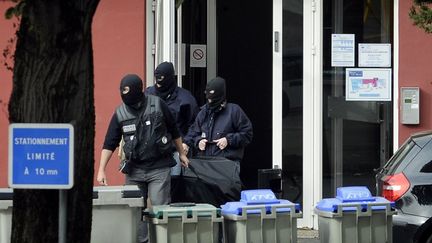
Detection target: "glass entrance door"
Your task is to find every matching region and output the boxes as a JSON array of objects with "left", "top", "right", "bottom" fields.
[
  {"left": 174, "top": 0, "right": 215, "bottom": 105},
  {"left": 151, "top": 0, "right": 216, "bottom": 105},
  {"left": 322, "top": 0, "right": 393, "bottom": 198},
  {"left": 163, "top": 0, "right": 275, "bottom": 190},
  {"left": 281, "top": 0, "right": 304, "bottom": 207},
  {"left": 275, "top": 0, "right": 307, "bottom": 226},
  {"left": 275, "top": 0, "right": 394, "bottom": 228}
]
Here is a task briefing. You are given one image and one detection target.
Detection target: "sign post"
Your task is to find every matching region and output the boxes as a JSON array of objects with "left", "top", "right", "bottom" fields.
[{"left": 9, "top": 123, "right": 74, "bottom": 243}]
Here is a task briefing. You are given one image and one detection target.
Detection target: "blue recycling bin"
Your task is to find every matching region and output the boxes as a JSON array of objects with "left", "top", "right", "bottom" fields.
[
  {"left": 221, "top": 189, "right": 302, "bottom": 243},
  {"left": 315, "top": 186, "right": 396, "bottom": 243}
]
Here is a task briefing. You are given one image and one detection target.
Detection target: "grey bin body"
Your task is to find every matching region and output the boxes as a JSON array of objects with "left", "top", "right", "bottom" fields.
[
  {"left": 146, "top": 203, "right": 223, "bottom": 243},
  {"left": 221, "top": 189, "right": 302, "bottom": 243},
  {"left": 0, "top": 189, "right": 13, "bottom": 243},
  {"left": 315, "top": 186, "right": 396, "bottom": 243},
  {"left": 91, "top": 185, "right": 144, "bottom": 243},
  {"left": 0, "top": 186, "right": 143, "bottom": 243}
]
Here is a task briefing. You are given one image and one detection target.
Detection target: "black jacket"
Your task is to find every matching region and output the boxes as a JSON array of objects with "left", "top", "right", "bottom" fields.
[
  {"left": 184, "top": 103, "right": 253, "bottom": 161},
  {"left": 145, "top": 86, "right": 199, "bottom": 137}
]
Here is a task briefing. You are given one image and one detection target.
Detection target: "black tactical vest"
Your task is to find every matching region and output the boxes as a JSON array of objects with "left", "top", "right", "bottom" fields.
[{"left": 116, "top": 95, "right": 172, "bottom": 162}]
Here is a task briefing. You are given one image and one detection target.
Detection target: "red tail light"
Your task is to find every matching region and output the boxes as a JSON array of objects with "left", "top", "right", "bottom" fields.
[{"left": 382, "top": 173, "right": 410, "bottom": 202}]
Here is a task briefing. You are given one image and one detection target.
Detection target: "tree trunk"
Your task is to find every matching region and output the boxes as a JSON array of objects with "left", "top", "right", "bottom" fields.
[{"left": 8, "top": 0, "right": 99, "bottom": 242}]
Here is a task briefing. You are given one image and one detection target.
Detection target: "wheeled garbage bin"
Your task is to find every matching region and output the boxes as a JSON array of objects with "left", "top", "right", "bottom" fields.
[
  {"left": 221, "top": 189, "right": 302, "bottom": 243},
  {"left": 0, "top": 189, "right": 12, "bottom": 243},
  {"left": 146, "top": 203, "right": 223, "bottom": 243},
  {"left": 91, "top": 185, "right": 144, "bottom": 243},
  {"left": 315, "top": 186, "right": 396, "bottom": 243}
]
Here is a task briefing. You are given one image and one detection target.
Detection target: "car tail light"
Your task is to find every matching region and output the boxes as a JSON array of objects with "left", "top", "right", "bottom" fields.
[{"left": 382, "top": 172, "right": 410, "bottom": 202}]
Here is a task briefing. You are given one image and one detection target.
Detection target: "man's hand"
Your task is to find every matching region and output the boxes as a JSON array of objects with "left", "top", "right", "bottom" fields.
[
  {"left": 182, "top": 143, "right": 190, "bottom": 154},
  {"left": 179, "top": 153, "right": 190, "bottom": 168},
  {"left": 97, "top": 170, "right": 108, "bottom": 186},
  {"left": 98, "top": 149, "right": 113, "bottom": 186},
  {"left": 214, "top": 137, "right": 228, "bottom": 150},
  {"left": 198, "top": 139, "right": 208, "bottom": 151}
]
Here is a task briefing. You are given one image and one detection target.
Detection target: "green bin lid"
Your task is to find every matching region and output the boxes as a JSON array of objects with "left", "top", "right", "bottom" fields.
[{"left": 148, "top": 203, "right": 220, "bottom": 219}]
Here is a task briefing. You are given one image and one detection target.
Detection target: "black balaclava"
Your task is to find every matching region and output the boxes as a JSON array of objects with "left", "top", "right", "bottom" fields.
[
  {"left": 154, "top": 62, "right": 177, "bottom": 100},
  {"left": 205, "top": 77, "right": 226, "bottom": 111},
  {"left": 119, "top": 74, "right": 144, "bottom": 107}
]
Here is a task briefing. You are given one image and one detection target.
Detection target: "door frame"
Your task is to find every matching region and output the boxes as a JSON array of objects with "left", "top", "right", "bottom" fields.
[
  {"left": 147, "top": 0, "right": 217, "bottom": 87},
  {"left": 273, "top": 0, "right": 322, "bottom": 229}
]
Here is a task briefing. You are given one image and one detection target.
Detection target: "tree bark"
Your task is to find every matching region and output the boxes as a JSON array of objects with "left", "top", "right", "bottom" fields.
[{"left": 8, "top": 0, "right": 99, "bottom": 242}]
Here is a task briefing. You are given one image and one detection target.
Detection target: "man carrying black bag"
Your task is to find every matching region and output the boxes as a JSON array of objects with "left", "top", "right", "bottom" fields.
[
  {"left": 97, "top": 74, "right": 189, "bottom": 243},
  {"left": 181, "top": 77, "right": 253, "bottom": 204}
]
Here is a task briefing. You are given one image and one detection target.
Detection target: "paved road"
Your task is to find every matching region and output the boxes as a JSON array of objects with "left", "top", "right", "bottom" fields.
[
  {"left": 299, "top": 238, "right": 320, "bottom": 243},
  {"left": 298, "top": 229, "right": 320, "bottom": 243}
]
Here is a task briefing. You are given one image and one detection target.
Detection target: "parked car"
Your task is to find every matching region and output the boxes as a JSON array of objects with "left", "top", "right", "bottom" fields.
[{"left": 376, "top": 130, "right": 432, "bottom": 243}]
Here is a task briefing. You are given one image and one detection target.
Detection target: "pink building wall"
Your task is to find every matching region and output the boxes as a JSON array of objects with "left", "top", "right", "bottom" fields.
[
  {"left": 0, "top": 0, "right": 145, "bottom": 187},
  {"left": 398, "top": 1, "right": 432, "bottom": 144},
  {"left": 92, "top": 0, "right": 145, "bottom": 186},
  {"left": 0, "top": 1, "right": 17, "bottom": 188}
]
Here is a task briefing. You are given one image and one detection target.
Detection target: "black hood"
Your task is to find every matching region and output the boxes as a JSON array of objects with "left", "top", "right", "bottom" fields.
[
  {"left": 119, "top": 74, "right": 144, "bottom": 106},
  {"left": 154, "top": 62, "right": 177, "bottom": 99},
  {"left": 205, "top": 77, "right": 226, "bottom": 111}
]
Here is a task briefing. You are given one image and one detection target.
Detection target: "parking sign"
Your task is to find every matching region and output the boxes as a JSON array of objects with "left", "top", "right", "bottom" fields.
[{"left": 8, "top": 123, "right": 74, "bottom": 189}]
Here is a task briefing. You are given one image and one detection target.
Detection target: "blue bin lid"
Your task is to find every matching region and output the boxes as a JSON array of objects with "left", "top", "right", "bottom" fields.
[
  {"left": 336, "top": 186, "right": 375, "bottom": 202},
  {"left": 221, "top": 189, "right": 301, "bottom": 215},
  {"left": 316, "top": 186, "right": 395, "bottom": 212},
  {"left": 241, "top": 189, "right": 280, "bottom": 204}
]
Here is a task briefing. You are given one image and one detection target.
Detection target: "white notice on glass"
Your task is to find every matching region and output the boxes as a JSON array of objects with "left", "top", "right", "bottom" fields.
[
  {"left": 345, "top": 68, "right": 392, "bottom": 101},
  {"left": 358, "top": 43, "right": 391, "bottom": 67},
  {"left": 331, "top": 34, "right": 355, "bottom": 67}
]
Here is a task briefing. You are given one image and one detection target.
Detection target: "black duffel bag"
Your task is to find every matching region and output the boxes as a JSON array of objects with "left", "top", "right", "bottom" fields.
[{"left": 171, "top": 156, "right": 243, "bottom": 207}]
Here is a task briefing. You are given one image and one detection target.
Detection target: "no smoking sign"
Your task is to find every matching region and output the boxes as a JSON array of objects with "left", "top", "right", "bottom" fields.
[{"left": 190, "top": 44, "right": 206, "bottom": 68}]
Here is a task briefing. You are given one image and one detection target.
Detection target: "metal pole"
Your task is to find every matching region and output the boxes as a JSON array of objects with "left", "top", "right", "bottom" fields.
[
  {"left": 59, "top": 190, "right": 67, "bottom": 243},
  {"left": 331, "top": 0, "right": 344, "bottom": 195},
  {"left": 177, "top": 4, "right": 182, "bottom": 87}
]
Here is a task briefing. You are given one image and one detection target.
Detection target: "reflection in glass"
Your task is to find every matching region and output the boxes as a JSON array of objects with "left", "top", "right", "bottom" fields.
[
  {"left": 282, "top": 0, "right": 303, "bottom": 203},
  {"left": 322, "top": 0, "right": 393, "bottom": 198}
]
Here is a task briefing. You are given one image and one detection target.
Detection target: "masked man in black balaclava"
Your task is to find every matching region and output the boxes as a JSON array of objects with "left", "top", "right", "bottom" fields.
[
  {"left": 97, "top": 73, "right": 190, "bottom": 243},
  {"left": 153, "top": 62, "right": 177, "bottom": 100},
  {"left": 145, "top": 62, "right": 199, "bottom": 175},
  {"left": 119, "top": 74, "right": 144, "bottom": 108},
  {"left": 205, "top": 76, "right": 227, "bottom": 111},
  {"left": 183, "top": 76, "right": 253, "bottom": 163}
]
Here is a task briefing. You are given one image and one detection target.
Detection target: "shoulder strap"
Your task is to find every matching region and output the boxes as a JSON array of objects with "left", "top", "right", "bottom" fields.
[
  {"left": 115, "top": 103, "right": 137, "bottom": 123},
  {"left": 115, "top": 95, "right": 161, "bottom": 123},
  {"left": 145, "top": 95, "right": 161, "bottom": 115}
]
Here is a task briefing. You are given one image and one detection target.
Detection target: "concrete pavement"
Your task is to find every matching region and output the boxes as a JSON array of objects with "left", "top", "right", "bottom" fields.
[{"left": 298, "top": 229, "right": 320, "bottom": 243}]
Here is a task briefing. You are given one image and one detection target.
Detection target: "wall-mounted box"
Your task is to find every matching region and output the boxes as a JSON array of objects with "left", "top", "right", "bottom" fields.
[{"left": 401, "top": 87, "right": 420, "bottom": 125}]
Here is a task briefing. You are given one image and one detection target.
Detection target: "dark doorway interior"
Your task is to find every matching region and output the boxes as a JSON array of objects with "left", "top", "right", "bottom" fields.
[
  {"left": 180, "top": 0, "right": 208, "bottom": 105},
  {"left": 216, "top": 1, "right": 273, "bottom": 189},
  {"left": 180, "top": 0, "right": 273, "bottom": 189}
]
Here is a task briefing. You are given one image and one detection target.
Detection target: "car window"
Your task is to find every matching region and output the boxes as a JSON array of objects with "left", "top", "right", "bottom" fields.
[
  {"left": 406, "top": 140, "right": 432, "bottom": 174},
  {"left": 385, "top": 141, "right": 420, "bottom": 174},
  {"left": 420, "top": 161, "right": 432, "bottom": 173}
]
